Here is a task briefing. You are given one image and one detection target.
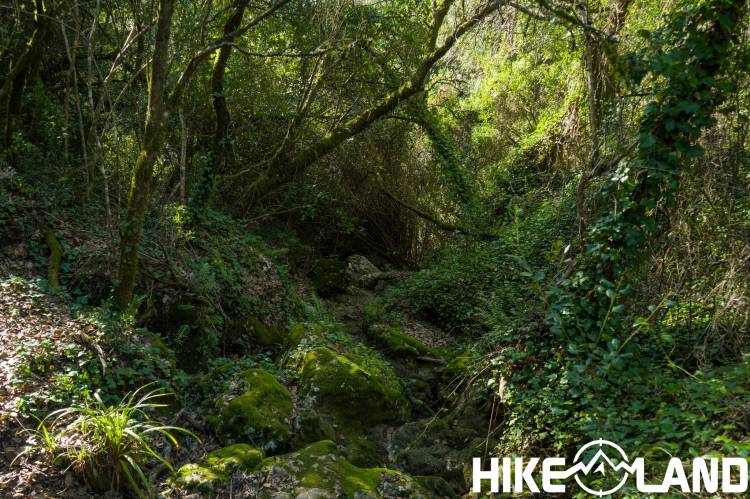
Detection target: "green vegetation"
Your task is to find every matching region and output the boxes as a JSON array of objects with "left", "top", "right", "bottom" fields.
[
  {"left": 26, "top": 387, "right": 196, "bottom": 498},
  {"left": 299, "top": 347, "right": 411, "bottom": 427},
  {"left": 2, "top": 0, "right": 750, "bottom": 497},
  {"left": 174, "top": 443, "right": 263, "bottom": 492},
  {"left": 211, "top": 368, "right": 294, "bottom": 451}
]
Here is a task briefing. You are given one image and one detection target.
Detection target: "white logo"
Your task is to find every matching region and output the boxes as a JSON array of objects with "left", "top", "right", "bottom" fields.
[{"left": 473, "top": 439, "right": 749, "bottom": 495}]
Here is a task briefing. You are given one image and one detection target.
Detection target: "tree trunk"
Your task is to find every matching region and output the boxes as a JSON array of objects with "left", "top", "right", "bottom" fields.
[
  {"left": 114, "top": 0, "right": 175, "bottom": 309},
  {"left": 1, "top": 0, "right": 51, "bottom": 147},
  {"left": 245, "top": 0, "right": 500, "bottom": 203},
  {"left": 191, "top": 0, "right": 250, "bottom": 211}
]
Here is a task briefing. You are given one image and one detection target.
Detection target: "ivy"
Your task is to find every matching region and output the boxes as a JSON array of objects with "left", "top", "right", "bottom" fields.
[
  {"left": 488, "top": 0, "right": 748, "bottom": 455},
  {"left": 545, "top": 0, "right": 746, "bottom": 439}
]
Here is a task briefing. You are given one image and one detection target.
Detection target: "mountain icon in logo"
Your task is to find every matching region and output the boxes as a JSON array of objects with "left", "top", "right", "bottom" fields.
[{"left": 570, "top": 439, "right": 634, "bottom": 496}]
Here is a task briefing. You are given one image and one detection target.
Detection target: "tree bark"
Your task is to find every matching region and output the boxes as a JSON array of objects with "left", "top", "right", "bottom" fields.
[
  {"left": 114, "top": 0, "right": 175, "bottom": 309},
  {"left": 1, "top": 0, "right": 51, "bottom": 147},
  {"left": 191, "top": 0, "right": 251, "bottom": 210},
  {"left": 114, "top": 0, "right": 289, "bottom": 308}
]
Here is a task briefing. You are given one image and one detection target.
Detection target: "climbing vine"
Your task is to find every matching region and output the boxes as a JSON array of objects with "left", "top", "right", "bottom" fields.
[
  {"left": 557, "top": 0, "right": 743, "bottom": 370},
  {"left": 493, "top": 0, "right": 748, "bottom": 454}
]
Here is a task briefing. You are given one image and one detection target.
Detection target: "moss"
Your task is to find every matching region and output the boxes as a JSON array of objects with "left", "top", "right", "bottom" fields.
[
  {"left": 250, "top": 440, "right": 431, "bottom": 498},
  {"left": 175, "top": 463, "right": 226, "bottom": 493},
  {"left": 293, "top": 407, "right": 377, "bottom": 467},
  {"left": 415, "top": 476, "right": 457, "bottom": 498},
  {"left": 342, "top": 434, "right": 378, "bottom": 467},
  {"left": 205, "top": 443, "right": 263, "bottom": 472},
  {"left": 298, "top": 347, "right": 410, "bottom": 428},
  {"left": 44, "top": 226, "right": 63, "bottom": 290},
  {"left": 139, "top": 329, "right": 176, "bottom": 364},
  {"left": 366, "top": 324, "right": 438, "bottom": 359},
  {"left": 309, "top": 258, "right": 349, "bottom": 297},
  {"left": 388, "top": 416, "right": 488, "bottom": 491},
  {"left": 175, "top": 443, "right": 263, "bottom": 493},
  {"left": 293, "top": 410, "right": 337, "bottom": 448},
  {"left": 440, "top": 354, "right": 472, "bottom": 384},
  {"left": 217, "top": 368, "right": 293, "bottom": 451},
  {"left": 246, "top": 317, "right": 301, "bottom": 352}
]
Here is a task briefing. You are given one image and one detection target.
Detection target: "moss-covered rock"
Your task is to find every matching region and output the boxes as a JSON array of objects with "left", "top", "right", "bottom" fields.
[
  {"left": 381, "top": 412, "right": 490, "bottom": 492},
  {"left": 245, "top": 440, "right": 432, "bottom": 498},
  {"left": 214, "top": 368, "right": 294, "bottom": 451},
  {"left": 205, "top": 443, "right": 264, "bottom": 473},
  {"left": 246, "top": 317, "right": 302, "bottom": 352},
  {"left": 174, "top": 443, "right": 263, "bottom": 493},
  {"left": 298, "top": 347, "right": 410, "bottom": 428},
  {"left": 309, "top": 258, "right": 349, "bottom": 297},
  {"left": 293, "top": 410, "right": 337, "bottom": 448},
  {"left": 346, "top": 254, "right": 380, "bottom": 281},
  {"left": 366, "top": 324, "right": 438, "bottom": 359}
]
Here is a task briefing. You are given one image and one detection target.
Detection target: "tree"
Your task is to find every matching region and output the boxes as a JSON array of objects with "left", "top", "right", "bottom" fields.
[
  {"left": 114, "top": 0, "right": 291, "bottom": 308},
  {"left": 114, "top": 0, "right": 175, "bottom": 309},
  {"left": 244, "top": 0, "right": 502, "bottom": 203},
  {"left": 1, "top": 0, "right": 52, "bottom": 147},
  {"left": 190, "top": 0, "right": 252, "bottom": 211}
]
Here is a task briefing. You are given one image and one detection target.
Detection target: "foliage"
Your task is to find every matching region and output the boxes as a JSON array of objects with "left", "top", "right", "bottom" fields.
[
  {"left": 388, "top": 195, "right": 572, "bottom": 336},
  {"left": 2, "top": 277, "right": 182, "bottom": 418},
  {"left": 24, "top": 386, "right": 197, "bottom": 498},
  {"left": 2, "top": 0, "right": 750, "bottom": 495},
  {"left": 486, "top": 0, "right": 750, "bottom": 462}
]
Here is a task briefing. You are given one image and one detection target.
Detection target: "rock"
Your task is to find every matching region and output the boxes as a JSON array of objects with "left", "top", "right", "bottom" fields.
[
  {"left": 356, "top": 270, "right": 410, "bottom": 290},
  {"left": 246, "top": 317, "right": 303, "bottom": 352},
  {"left": 346, "top": 255, "right": 380, "bottom": 280},
  {"left": 298, "top": 347, "right": 410, "bottom": 428},
  {"left": 382, "top": 412, "right": 491, "bottom": 492},
  {"left": 365, "top": 324, "right": 439, "bottom": 359},
  {"left": 296, "top": 347, "right": 411, "bottom": 466},
  {"left": 214, "top": 368, "right": 294, "bottom": 451},
  {"left": 309, "top": 258, "right": 350, "bottom": 297},
  {"left": 175, "top": 443, "right": 263, "bottom": 493},
  {"left": 244, "top": 440, "right": 432, "bottom": 498},
  {"left": 292, "top": 410, "right": 337, "bottom": 448}
]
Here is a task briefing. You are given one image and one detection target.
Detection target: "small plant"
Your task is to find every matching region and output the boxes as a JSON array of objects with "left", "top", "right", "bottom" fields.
[{"left": 22, "top": 385, "right": 198, "bottom": 498}]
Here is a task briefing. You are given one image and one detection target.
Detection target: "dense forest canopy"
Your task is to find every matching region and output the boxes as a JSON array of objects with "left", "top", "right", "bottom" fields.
[{"left": 1, "top": 0, "right": 750, "bottom": 497}]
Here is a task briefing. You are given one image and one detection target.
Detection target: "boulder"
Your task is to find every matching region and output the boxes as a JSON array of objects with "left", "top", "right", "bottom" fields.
[
  {"left": 309, "top": 258, "right": 350, "bottom": 297},
  {"left": 346, "top": 255, "right": 380, "bottom": 280},
  {"left": 246, "top": 317, "right": 303, "bottom": 352},
  {"left": 213, "top": 368, "right": 294, "bottom": 451},
  {"left": 244, "top": 440, "right": 433, "bottom": 498},
  {"left": 365, "top": 324, "right": 439, "bottom": 359},
  {"left": 298, "top": 347, "right": 410, "bottom": 428},
  {"left": 174, "top": 443, "right": 263, "bottom": 493}
]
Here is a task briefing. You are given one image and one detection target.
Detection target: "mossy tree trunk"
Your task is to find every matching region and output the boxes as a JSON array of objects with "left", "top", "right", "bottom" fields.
[
  {"left": 1, "top": 0, "right": 51, "bottom": 147},
  {"left": 114, "top": 0, "right": 175, "bottom": 309},
  {"left": 245, "top": 0, "right": 501, "bottom": 204},
  {"left": 114, "top": 0, "right": 290, "bottom": 309},
  {"left": 190, "top": 0, "right": 251, "bottom": 211}
]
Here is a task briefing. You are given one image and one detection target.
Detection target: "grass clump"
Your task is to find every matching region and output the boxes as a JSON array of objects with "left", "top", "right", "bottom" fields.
[{"left": 21, "top": 385, "right": 198, "bottom": 498}]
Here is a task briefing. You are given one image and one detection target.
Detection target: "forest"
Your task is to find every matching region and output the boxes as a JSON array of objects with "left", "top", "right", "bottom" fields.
[{"left": 1, "top": 0, "right": 749, "bottom": 497}]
